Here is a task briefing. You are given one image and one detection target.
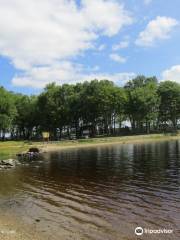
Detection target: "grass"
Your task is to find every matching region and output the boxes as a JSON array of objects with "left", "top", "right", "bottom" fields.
[
  {"left": 0, "top": 141, "right": 39, "bottom": 160},
  {"left": 0, "top": 133, "right": 180, "bottom": 160}
]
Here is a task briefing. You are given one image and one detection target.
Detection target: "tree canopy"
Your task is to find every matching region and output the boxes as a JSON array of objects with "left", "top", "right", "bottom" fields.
[{"left": 0, "top": 76, "right": 180, "bottom": 140}]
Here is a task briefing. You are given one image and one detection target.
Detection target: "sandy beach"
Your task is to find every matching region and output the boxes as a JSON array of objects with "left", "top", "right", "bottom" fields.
[
  {"left": 0, "top": 213, "right": 47, "bottom": 240},
  {"left": 40, "top": 134, "right": 180, "bottom": 153}
]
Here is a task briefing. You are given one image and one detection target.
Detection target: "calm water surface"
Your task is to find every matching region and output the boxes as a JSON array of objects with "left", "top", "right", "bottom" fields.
[{"left": 0, "top": 140, "right": 180, "bottom": 239}]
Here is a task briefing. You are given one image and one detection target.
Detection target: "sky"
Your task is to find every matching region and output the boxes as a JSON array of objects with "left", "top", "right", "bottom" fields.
[{"left": 0, "top": 0, "right": 180, "bottom": 95}]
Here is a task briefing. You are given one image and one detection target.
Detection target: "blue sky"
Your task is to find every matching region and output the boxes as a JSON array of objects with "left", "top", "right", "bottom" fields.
[{"left": 0, "top": 0, "right": 180, "bottom": 95}]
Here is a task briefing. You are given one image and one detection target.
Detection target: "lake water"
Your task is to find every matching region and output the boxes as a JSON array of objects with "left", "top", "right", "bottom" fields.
[{"left": 0, "top": 140, "right": 180, "bottom": 239}]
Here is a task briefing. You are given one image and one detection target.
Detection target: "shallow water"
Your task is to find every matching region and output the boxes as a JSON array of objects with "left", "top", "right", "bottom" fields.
[{"left": 0, "top": 140, "right": 180, "bottom": 239}]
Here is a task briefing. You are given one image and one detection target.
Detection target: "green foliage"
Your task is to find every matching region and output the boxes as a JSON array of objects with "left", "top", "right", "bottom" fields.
[
  {"left": 158, "top": 81, "right": 180, "bottom": 129},
  {"left": 0, "top": 76, "right": 180, "bottom": 140},
  {"left": 124, "top": 76, "right": 159, "bottom": 133},
  {"left": 13, "top": 94, "right": 38, "bottom": 139},
  {"left": 0, "top": 87, "right": 16, "bottom": 135}
]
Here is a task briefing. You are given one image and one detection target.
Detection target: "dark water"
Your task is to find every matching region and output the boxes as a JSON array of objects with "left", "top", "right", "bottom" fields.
[{"left": 0, "top": 141, "right": 180, "bottom": 239}]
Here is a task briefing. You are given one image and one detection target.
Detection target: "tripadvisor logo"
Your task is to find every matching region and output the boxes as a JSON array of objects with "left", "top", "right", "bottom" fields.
[
  {"left": 135, "top": 226, "right": 173, "bottom": 236},
  {"left": 135, "top": 227, "right": 143, "bottom": 236}
]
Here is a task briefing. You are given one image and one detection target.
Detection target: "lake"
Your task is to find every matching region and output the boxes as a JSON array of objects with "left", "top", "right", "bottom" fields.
[{"left": 0, "top": 140, "right": 180, "bottom": 239}]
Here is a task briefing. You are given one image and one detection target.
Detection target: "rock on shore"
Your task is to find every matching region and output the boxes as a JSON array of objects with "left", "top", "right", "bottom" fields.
[{"left": 0, "top": 159, "right": 18, "bottom": 169}]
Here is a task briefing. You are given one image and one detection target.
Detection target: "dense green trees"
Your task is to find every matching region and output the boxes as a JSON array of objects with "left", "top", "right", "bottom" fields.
[
  {"left": 124, "top": 76, "right": 159, "bottom": 133},
  {"left": 158, "top": 81, "right": 180, "bottom": 131},
  {"left": 0, "top": 76, "right": 180, "bottom": 140},
  {"left": 0, "top": 87, "right": 16, "bottom": 139},
  {"left": 13, "top": 94, "right": 38, "bottom": 139},
  {"left": 75, "top": 80, "right": 126, "bottom": 136}
]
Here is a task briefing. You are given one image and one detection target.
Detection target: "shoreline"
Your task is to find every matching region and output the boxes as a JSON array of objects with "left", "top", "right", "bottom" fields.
[
  {"left": 0, "top": 134, "right": 180, "bottom": 158},
  {"left": 40, "top": 134, "right": 180, "bottom": 153}
]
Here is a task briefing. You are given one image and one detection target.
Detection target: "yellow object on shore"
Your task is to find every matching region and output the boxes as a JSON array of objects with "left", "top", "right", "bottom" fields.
[
  {"left": 42, "top": 132, "right": 50, "bottom": 139},
  {"left": 42, "top": 132, "right": 50, "bottom": 142}
]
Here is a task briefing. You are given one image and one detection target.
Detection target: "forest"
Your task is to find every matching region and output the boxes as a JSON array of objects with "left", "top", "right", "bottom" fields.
[{"left": 0, "top": 75, "right": 180, "bottom": 140}]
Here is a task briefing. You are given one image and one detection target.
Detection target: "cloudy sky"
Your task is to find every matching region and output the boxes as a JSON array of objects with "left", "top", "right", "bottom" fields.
[{"left": 0, "top": 0, "right": 180, "bottom": 94}]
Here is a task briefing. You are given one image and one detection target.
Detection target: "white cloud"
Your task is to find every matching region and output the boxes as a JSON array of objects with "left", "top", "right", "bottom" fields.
[
  {"left": 112, "top": 40, "right": 129, "bottom": 51},
  {"left": 97, "top": 44, "right": 106, "bottom": 51},
  {"left": 109, "top": 53, "right": 127, "bottom": 63},
  {"left": 91, "top": 65, "right": 100, "bottom": 71},
  {"left": 144, "top": 0, "right": 152, "bottom": 5},
  {"left": 12, "top": 62, "right": 83, "bottom": 88},
  {"left": 81, "top": 0, "right": 133, "bottom": 37},
  {"left": 136, "top": 16, "right": 178, "bottom": 47},
  {"left": 12, "top": 61, "right": 135, "bottom": 88},
  {"left": 0, "top": 0, "right": 133, "bottom": 88},
  {"left": 161, "top": 65, "right": 180, "bottom": 83},
  {"left": 104, "top": 72, "right": 136, "bottom": 85},
  {"left": 86, "top": 72, "right": 136, "bottom": 86}
]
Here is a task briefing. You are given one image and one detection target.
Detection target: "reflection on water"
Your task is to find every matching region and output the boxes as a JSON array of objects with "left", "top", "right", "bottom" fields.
[{"left": 0, "top": 141, "right": 180, "bottom": 239}]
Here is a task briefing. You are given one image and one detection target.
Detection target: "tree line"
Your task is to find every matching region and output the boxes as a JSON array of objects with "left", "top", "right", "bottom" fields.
[{"left": 0, "top": 75, "right": 180, "bottom": 140}]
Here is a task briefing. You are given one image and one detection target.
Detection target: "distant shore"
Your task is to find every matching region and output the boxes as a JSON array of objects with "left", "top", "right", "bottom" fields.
[
  {"left": 0, "top": 133, "right": 180, "bottom": 159},
  {"left": 42, "top": 133, "right": 180, "bottom": 152}
]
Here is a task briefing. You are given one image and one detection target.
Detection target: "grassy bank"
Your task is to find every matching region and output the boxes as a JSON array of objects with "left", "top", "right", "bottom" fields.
[
  {"left": 0, "top": 141, "right": 28, "bottom": 160},
  {"left": 0, "top": 133, "right": 180, "bottom": 160}
]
